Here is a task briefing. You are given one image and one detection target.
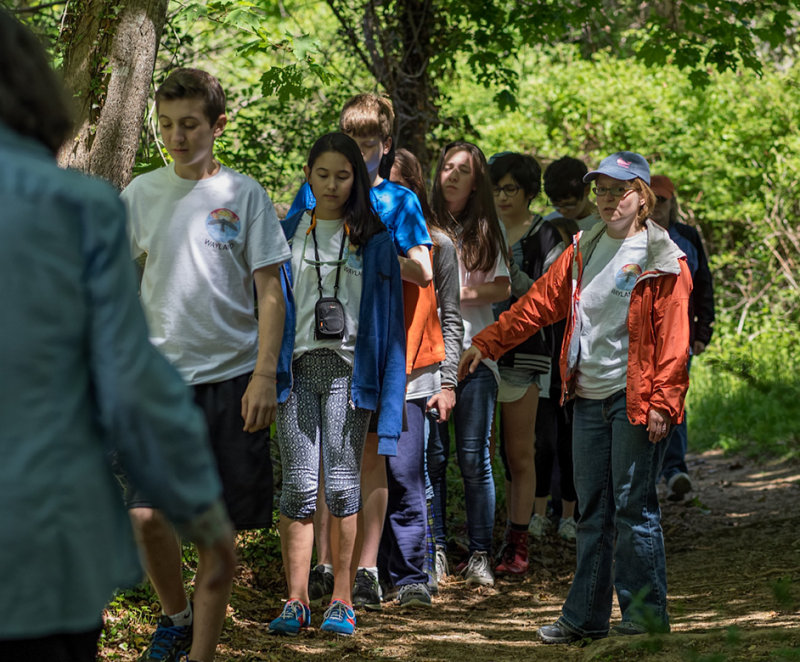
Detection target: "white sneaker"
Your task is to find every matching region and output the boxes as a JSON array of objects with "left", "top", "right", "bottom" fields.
[
  {"left": 528, "top": 513, "right": 552, "bottom": 539},
  {"left": 667, "top": 472, "right": 692, "bottom": 502},
  {"left": 558, "top": 517, "right": 577, "bottom": 542},
  {"left": 434, "top": 545, "right": 449, "bottom": 582},
  {"left": 462, "top": 551, "right": 495, "bottom": 587}
]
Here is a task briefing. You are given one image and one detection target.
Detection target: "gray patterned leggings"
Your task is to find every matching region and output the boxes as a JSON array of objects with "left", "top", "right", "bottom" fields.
[{"left": 277, "top": 349, "right": 371, "bottom": 519}]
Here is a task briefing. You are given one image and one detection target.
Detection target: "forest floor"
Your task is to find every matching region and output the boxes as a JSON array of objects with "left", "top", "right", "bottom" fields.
[{"left": 101, "top": 448, "right": 800, "bottom": 661}]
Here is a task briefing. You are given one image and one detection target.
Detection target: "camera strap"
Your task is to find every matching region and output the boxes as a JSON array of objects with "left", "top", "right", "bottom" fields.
[{"left": 308, "top": 210, "right": 347, "bottom": 300}]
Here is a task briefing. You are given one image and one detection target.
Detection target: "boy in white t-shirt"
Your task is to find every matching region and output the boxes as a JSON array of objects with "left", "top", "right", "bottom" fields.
[{"left": 121, "top": 68, "right": 291, "bottom": 662}]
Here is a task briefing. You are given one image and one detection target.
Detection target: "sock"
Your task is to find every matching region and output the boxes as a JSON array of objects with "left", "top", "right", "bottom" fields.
[
  {"left": 316, "top": 563, "right": 334, "bottom": 575},
  {"left": 511, "top": 522, "right": 528, "bottom": 532},
  {"left": 166, "top": 600, "right": 192, "bottom": 627}
]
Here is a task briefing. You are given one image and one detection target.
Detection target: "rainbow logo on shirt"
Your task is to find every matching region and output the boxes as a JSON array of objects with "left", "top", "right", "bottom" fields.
[
  {"left": 615, "top": 263, "right": 642, "bottom": 291},
  {"left": 206, "top": 208, "right": 240, "bottom": 243}
]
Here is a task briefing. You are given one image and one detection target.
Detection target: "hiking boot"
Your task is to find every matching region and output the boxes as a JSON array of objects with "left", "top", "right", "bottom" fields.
[
  {"left": 462, "top": 551, "right": 495, "bottom": 587},
  {"left": 528, "top": 513, "right": 552, "bottom": 539},
  {"left": 268, "top": 599, "right": 311, "bottom": 636},
  {"left": 610, "top": 621, "right": 649, "bottom": 636},
  {"left": 352, "top": 568, "right": 382, "bottom": 611},
  {"left": 397, "top": 582, "right": 432, "bottom": 608},
  {"left": 308, "top": 564, "right": 334, "bottom": 606},
  {"left": 558, "top": 517, "right": 577, "bottom": 542},
  {"left": 667, "top": 472, "right": 692, "bottom": 501},
  {"left": 434, "top": 545, "right": 449, "bottom": 583},
  {"left": 495, "top": 529, "right": 529, "bottom": 576},
  {"left": 320, "top": 600, "right": 357, "bottom": 636},
  {"left": 139, "top": 614, "right": 192, "bottom": 661},
  {"left": 537, "top": 621, "right": 583, "bottom": 644}
]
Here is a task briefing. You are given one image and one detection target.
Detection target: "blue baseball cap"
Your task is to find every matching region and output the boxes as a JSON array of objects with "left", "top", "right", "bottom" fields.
[{"left": 583, "top": 151, "right": 650, "bottom": 185}]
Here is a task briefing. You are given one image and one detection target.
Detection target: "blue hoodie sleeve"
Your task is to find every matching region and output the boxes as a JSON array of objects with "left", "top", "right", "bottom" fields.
[
  {"left": 287, "top": 182, "right": 315, "bottom": 219},
  {"left": 353, "top": 232, "right": 406, "bottom": 455}
]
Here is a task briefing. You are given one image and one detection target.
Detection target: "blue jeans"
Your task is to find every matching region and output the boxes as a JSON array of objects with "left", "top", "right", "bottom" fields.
[
  {"left": 661, "top": 356, "right": 691, "bottom": 481},
  {"left": 427, "top": 363, "right": 497, "bottom": 553},
  {"left": 379, "top": 398, "right": 428, "bottom": 587},
  {"left": 559, "top": 390, "right": 669, "bottom": 637}
]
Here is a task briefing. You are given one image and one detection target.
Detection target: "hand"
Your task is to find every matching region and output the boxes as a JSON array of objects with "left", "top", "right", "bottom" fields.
[
  {"left": 241, "top": 374, "right": 277, "bottom": 432},
  {"left": 457, "top": 346, "right": 484, "bottom": 381},
  {"left": 197, "top": 528, "right": 237, "bottom": 591},
  {"left": 646, "top": 408, "right": 671, "bottom": 444},
  {"left": 426, "top": 388, "right": 456, "bottom": 422},
  {"left": 692, "top": 340, "right": 706, "bottom": 356}
]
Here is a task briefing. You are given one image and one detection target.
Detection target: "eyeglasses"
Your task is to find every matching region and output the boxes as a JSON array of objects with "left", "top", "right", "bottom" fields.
[
  {"left": 549, "top": 198, "right": 582, "bottom": 210},
  {"left": 593, "top": 185, "right": 634, "bottom": 198},
  {"left": 493, "top": 184, "right": 521, "bottom": 197}
]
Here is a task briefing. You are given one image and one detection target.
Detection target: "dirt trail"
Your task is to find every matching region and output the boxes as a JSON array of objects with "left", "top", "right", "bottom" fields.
[{"left": 103, "top": 450, "right": 800, "bottom": 661}]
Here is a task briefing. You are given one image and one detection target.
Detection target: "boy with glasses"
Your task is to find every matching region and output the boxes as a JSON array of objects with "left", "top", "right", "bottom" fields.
[{"left": 543, "top": 156, "right": 601, "bottom": 232}]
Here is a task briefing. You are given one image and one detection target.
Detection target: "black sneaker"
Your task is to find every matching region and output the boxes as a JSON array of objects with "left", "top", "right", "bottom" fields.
[
  {"left": 352, "top": 568, "right": 382, "bottom": 611},
  {"left": 139, "top": 614, "right": 192, "bottom": 661},
  {"left": 308, "top": 564, "right": 334, "bottom": 606},
  {"left": 667, "top": 472, "right": 692, "bottom": 501}
]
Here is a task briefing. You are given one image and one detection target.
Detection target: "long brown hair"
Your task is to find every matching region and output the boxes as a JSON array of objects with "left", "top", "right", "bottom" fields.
[{"left": 431, "top": 141, "right": 506, "bottom": 273}]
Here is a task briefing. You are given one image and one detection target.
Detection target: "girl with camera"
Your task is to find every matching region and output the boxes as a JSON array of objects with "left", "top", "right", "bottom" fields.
[{"left": 269, "top": 132, "right": 405, "bottom": 637}]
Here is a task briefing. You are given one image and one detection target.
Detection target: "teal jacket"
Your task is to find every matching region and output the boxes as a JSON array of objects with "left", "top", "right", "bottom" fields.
[
  {"left": 277, "top": 210, "right": 407, "bottom": 455},
  {"left": 0, "top": 125, "right": 223, "bottom": 638}
]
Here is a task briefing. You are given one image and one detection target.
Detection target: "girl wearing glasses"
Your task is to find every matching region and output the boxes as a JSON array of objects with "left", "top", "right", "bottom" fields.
[
  {"left": 428, "top": 141, "right": 510, "bottom": 588},
  {"left": 460, "top": 151, "right": 691, "bottom": 642},
  {"left": 270, "top": 132, "right": 405, "bottom": 637}
]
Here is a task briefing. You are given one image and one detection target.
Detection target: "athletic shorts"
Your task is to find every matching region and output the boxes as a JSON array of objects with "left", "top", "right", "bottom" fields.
[{"left": 122, "top": 372, "right": 273, "bottom": 530}]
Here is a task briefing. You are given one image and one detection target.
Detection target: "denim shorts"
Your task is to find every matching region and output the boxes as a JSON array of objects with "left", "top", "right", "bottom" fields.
[{"left": 497, "top": 366, "right": 550, "bottom": 403}]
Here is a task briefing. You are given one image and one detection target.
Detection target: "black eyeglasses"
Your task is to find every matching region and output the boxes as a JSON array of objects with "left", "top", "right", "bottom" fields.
[{"left": 492, "top": 184, "right": 521, "bottom": 197}]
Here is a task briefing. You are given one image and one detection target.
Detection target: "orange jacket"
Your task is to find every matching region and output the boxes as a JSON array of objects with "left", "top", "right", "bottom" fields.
[
  {"left": 403, "top": 277, "right": 445, "bottom": 375},
  {"left": 470, "top": 220, "right": 692, "bottom": 425}
]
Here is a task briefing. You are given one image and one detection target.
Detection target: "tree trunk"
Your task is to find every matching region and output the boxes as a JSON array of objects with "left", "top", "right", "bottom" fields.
[
  {"left": 389, "top": 0, "right": 437, "bottom": 174},
  {"left": 57, "top": 0, "right": 168, "bottom": 190}
]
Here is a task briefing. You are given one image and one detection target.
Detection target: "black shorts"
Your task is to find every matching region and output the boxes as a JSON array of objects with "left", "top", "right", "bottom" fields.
[
  {"left": 0, "top": 625, "right": 101, "bottom": 662},
  {"left": 123, "top": 372, "right": 273, "bottom": 530}
]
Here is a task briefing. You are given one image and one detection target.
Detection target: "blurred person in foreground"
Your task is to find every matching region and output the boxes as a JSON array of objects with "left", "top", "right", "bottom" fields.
[
  {"left": 650, "top": 174, "right": 715, "bottom": 501},
  {"left": 0, "top": 11, "right": 235, "bottom": 661}
]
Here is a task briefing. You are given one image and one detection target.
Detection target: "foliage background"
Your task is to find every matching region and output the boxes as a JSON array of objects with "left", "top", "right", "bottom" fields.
[{"left": 9, "top": 0, "right": 800, "bottom": 456}]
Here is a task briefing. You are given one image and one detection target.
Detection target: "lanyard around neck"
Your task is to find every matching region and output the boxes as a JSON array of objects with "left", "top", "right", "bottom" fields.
[{"left": 305, "top": 209, "right": 347, "bottom": 299}]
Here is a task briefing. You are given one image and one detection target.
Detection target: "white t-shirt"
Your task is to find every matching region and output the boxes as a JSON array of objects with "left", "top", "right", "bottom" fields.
[
  {"left": 290, "top": 212, "right": 362, "bottom": 364},
  {"left": 122, "top": 163, "right": 291, "bottom": 385},
  {"left": 575, "top": 230, "right": 648, "bottom": 399},
  {"left": 460, "top": 246, "right": 510, "bottom": 383}
]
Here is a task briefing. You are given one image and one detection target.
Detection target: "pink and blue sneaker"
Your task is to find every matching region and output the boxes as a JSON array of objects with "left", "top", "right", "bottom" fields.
[
  {"left": 320, "top": 599, "right": 357, "bottom": 636},
  {"left": 268, "top": 599, "right": 311, "bottom": 636}
]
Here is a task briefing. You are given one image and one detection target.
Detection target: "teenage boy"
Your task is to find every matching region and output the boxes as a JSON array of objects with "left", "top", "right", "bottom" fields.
[
  {"left": 121, "top": 68, "right": 290, "bottom": 662},
  {"left": 288, "top": 94, "right": 440, "bottom": 609},
  {"left": 543, "top": 156, "right": 601, "bottom": 232}
]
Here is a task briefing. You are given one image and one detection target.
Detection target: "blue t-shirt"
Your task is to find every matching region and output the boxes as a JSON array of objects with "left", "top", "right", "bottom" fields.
[{"left": 287, "top": 180, "right": 431, "bottom": 256}]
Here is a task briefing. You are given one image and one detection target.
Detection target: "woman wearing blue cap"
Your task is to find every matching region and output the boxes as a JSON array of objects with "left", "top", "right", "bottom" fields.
[{"left": 459, "top": 151, "right": 692, "bottom": 642}]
